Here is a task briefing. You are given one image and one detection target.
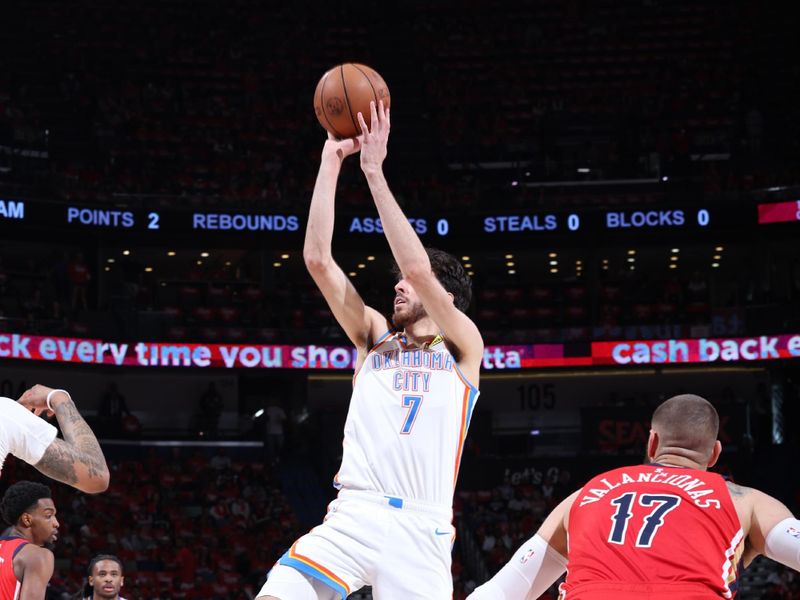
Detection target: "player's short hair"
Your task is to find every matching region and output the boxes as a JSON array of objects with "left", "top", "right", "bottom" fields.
[
  {"left": 651, "top": 394, "right": 719, "bottom": 456},
  {"left": 88, "top": 553, "right": 124, "bottom": 575},
  {"left": 0, "top": 481, "right": 52, "bottom": 525},
  {"left": 393, "top": 248, "right": 472, "bottom": 312}
]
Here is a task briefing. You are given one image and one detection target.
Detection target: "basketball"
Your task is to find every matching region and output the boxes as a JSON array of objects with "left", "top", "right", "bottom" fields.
[{"left": 313, "top": 63, "right": 391, "bottom": 139}]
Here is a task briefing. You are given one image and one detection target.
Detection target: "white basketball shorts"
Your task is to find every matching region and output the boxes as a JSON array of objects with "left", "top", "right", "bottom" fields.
[{"left": 258, "top": 489, "right": 455, "bottom": 599}]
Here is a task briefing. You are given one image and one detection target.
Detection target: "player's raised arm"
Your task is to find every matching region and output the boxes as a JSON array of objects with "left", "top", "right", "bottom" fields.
[
  {"left": 15, "top": 386, "right": 109, "bottom": 494},
  {"left": 357, "top": 101, "right": 484, "bottom": 374},
  {"left": 303, "top": 135, "right": 388, "bottom": 349}
]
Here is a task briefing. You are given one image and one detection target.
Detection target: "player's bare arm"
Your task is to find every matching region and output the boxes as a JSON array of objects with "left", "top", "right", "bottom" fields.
[
  {"left": 303, "top": 135, "right": 388, "bottom": 357},
  {"left": 467, "top": 491, "right": 575, "bottom": 599},
  {"left": 15, "top": 545, "right": 54, "bottom": 600},
  {"left": 727, "top": 480, "right": 799, "bottom": 571},
  {"left": 357, "top": 101, "right": 484, "bottom": 383},
  {"left": 19, "top": 385, "right": 109, "bottom": 494}
]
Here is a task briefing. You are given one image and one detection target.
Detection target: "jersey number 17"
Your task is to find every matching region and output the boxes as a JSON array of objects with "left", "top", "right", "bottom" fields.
[{"left": 608, "top": 492, "right": 682, "bottom": 548}]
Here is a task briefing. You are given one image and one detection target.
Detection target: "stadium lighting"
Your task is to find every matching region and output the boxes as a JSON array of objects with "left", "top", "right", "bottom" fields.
[
  {"left": 122, "top": 250, "right": 130, "bottom": 256},
  {"left": 200, "top": 252, "right": 210, "bottom": 257}
]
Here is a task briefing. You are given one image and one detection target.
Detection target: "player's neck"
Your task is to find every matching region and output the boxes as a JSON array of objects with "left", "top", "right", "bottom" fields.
[
  {"left": 651, "top": 454, "right": 706, "bottom": 470},
  {"left": 10, "top": 526, "right": 34, "bottom": 543},
  {"left": 401, "top": 319, "right": 440, "bottom": 348}
]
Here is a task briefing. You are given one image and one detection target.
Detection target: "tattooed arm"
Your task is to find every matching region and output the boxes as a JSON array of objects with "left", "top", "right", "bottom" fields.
[
  {"left": 727, "top": 480, "right": 794, "bottom": 568},
  {"left": 18, "top": 385, "right": 110, "bottom": 494}
]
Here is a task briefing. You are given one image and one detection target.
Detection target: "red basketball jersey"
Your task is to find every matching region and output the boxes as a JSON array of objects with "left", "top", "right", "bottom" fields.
[
  {"left": 559, "top": 464, "right": 744, "bottom": 600},
  {"left": 0, "top": 537, "right": 27, "bottom": 600}
]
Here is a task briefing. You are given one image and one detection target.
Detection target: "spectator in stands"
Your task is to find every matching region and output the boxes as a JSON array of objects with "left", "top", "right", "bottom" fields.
[
  {"left": 67, "top": 252, "right": 91, "bottom": 311},
  {"left": 196, "top": 382, "right": 223, "bottom": 438},
  {"left": 98, "top": 383, "right": 131, "bottom": 437},
  {"left": 264, "top": 401, "right": 287, "bottom": 463}
]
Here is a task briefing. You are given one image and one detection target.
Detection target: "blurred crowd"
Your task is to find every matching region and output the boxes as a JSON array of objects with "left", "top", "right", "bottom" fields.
[{"left": 1, "top": 1, "right": 799, "bottom": 209}]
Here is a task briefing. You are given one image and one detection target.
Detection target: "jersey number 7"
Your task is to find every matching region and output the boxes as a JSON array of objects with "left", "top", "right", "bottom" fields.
[
  {"left": 400, "top": 395, "right": 423, "bottom": 434},
  {"left": 608, "top": 492, "right": 682, "bottom": 547}
]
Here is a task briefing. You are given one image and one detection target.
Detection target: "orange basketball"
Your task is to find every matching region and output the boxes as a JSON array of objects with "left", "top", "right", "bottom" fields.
[{"left": 313, "top": 63, "right": 391, "bottom": 139}]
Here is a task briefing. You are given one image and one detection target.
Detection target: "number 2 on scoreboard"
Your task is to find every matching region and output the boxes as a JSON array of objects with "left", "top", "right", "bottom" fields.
[
  {"left": 608, "top": 492, "right": 681, "bottom": 547},
  {"left": 400, "top": 395, "right": 423, "bottom": 434}
]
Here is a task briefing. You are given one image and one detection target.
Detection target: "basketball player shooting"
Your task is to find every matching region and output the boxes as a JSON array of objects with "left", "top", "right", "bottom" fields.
[
  {"left": 468, "top": 394, "right": 800, "bottom": 600},
  {"left": 257, "top": 100, "right": 484, "bottom": 600}
]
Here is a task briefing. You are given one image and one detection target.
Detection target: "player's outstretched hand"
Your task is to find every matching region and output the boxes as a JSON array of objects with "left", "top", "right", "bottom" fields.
[
  {"left": 322, "top": 132, "right": 362, "bottom": 164},
  {"left": 358, "top": 100, "right": 390, "bottom": 175}
]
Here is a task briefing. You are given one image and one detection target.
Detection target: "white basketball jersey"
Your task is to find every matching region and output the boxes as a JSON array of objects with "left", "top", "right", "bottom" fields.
[{"left": 334, "top": 331, "right": 479, "bottom": 507}]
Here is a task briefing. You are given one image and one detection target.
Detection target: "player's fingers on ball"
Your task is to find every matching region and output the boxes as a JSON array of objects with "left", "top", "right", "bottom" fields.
[
  {"left": 369, "top": 101, "right": 378, "bottom": 129},
  {"left": 357, "top": 111, "right": 369, "bottom": 135}
]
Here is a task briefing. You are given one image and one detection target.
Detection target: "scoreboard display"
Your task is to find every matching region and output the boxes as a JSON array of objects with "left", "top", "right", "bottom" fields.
[{"left": 0, "top": 197, "right": 794, "bottom": 245}]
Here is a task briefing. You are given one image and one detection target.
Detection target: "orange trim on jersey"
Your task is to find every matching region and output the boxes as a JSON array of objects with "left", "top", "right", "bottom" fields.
[
  {"left": 452, "top": 385, "right": 471, "bottom": 488},
  {"left": 369, "top": 329, "right": 395, "bottom": 353},
  {"left": 453, "top": 362, "right": 478, "bottom": 393},
  {"left": 288, "top": 542, "right": 351, "bottom": 596}
]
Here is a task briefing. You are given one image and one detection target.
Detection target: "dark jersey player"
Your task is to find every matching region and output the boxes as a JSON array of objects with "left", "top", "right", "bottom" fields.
[
  {"left": 468, "top": 394, "right": 800, "bottom": 600},
  {"left": 0, "top": 482, "right": 59, "bottom": 600}
]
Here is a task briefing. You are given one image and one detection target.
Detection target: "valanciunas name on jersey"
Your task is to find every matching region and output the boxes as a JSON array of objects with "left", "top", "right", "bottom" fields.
[{"left": 579, "top": 468, "right": 722, "bottom": 510}]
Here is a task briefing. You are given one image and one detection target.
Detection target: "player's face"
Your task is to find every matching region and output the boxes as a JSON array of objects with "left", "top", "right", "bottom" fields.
[
  {"left": 393, "top": 278, "right": 427, "bottom": 329},
  {"left": 29, "top": 498, "right": 59, "bottom": 546},
  {"left": 89, "top": 560, "right": 124, "bottom": 599}
]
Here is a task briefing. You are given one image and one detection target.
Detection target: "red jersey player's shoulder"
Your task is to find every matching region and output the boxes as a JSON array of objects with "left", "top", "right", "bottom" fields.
[{"left": 726, "top": 480, "right": 754, "bottom": 497}]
